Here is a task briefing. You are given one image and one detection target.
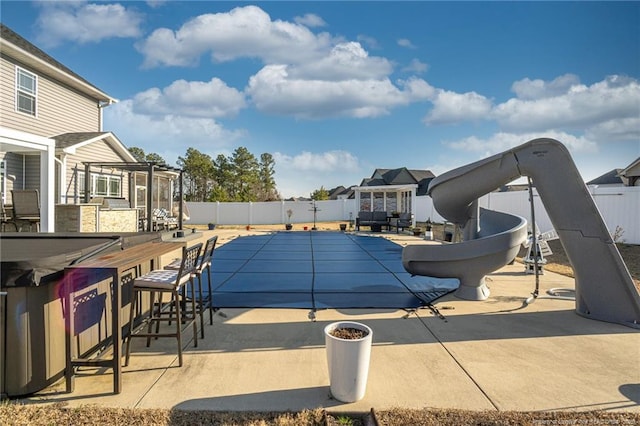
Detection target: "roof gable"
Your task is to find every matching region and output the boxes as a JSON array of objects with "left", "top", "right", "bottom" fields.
[
  {"left": 362, "top": 167, "right": 435, "bottom": 195},
  {"left": 587, "top": 169, "right": 625, "bottom": 186},
  {"left": 0, "top": 24, "right": 115, "bottom": 103},
  {"left": 53, "top": 132, "right": 137, "bottom": 162},
  {"left": 620, "top": 157, "right": 640, "bottom": 178}
]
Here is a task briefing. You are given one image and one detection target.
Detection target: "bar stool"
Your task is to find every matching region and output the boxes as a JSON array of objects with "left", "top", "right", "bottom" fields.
[
  {"left": 164, "top": 236, "right": 218, "bottom": 336},
  {"left": 125, "top": 242, "right": 202, "bottom": 367}
]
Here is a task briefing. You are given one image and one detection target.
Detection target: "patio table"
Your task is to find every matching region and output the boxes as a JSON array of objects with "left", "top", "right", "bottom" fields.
[{"left": 63, "top": 240, "right": 184, "bottom": 394}]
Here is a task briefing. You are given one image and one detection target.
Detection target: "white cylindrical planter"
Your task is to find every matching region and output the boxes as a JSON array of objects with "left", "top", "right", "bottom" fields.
[{"left": 324, "top": 321, "right": 372, "bottom": 403}]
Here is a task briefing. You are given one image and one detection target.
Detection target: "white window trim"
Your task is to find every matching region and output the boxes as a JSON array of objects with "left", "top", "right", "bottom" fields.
[
  {"left": 78, "top": 171, "right": 122, "bottom": 198},
  {"left": 1, "top": 160, "right": 6, "bottom": 202},
  {"left": 15, "top": 66, "right": 38, "bottom": 117}
]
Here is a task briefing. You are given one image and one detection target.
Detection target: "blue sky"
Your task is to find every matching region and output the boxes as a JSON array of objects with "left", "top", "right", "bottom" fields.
[{"left": 3, "top": 1, "right": 639, "bottom": 198}]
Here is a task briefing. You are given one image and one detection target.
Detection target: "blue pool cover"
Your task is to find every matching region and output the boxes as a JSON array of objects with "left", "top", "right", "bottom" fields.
[{"left": 210, "top": 231, "right": 459, "bottom": 309}]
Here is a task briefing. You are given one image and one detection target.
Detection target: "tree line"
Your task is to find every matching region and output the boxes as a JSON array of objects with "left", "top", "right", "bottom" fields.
[{"left": 129, "top": 146, "right": 280, "bottom": 202}]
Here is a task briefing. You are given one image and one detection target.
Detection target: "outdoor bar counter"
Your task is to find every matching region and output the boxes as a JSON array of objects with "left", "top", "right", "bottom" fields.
[{"left": 0, "top": 232, "right": 166, "bottom": 398}]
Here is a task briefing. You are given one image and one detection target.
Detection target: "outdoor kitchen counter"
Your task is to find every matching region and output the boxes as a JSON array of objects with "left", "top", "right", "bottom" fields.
[
  {"left": 63, "top": 240, "right": 185, "bottom": 394},
  {"left": 56, "top": 204, "right": 138, "bottom": 233}
]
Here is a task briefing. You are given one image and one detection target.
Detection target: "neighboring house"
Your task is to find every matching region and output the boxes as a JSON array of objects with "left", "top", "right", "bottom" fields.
[
  {"left": 362, "top": 167, "right": 435, "bottom": 196},
  {"left": 327, "top": 185, "right": 354, "bottom": 200},
  {"left": 619, "top": 157, "right": 640, "bottom": 186},
  {"left": 353, "top": 167, "right": 435, "bottom": 217},
  {"left": 586, "top": 158, "right": 640, "bottom": 187},
  {"left": 0, "top": 24, "right": 179, "bottom": 231},
  {"left": 586, "top": 169, "right": 626, "bottom": 187}
]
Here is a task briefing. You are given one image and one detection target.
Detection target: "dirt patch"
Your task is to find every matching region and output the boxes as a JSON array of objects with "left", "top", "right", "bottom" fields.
[{"left": 518, "top": 239, "right": 640, "bottom": 292}]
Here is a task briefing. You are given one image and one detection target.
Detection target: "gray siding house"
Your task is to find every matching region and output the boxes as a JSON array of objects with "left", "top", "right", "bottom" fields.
[{"left": 0, "top": 24, "right": 178, "bottom": 231}]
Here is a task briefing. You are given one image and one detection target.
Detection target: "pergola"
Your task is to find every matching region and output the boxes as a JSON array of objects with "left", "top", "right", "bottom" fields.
[
  {"left": 82, "top": 162, "right": 184, "bottom": 232},
  {"left": 353, "top": 183, "right": 418, "bottom": 227}
]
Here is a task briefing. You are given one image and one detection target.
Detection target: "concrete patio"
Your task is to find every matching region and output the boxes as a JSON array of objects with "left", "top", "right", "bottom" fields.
[{"left": 15, "top": 228, "right": 640, "bottom": 414}]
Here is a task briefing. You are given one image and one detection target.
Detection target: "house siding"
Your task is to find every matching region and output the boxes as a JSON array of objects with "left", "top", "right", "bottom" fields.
[
  {"left": 0, "top": 54, "right": 100, "bottom": 137},
  {"left": 23, "top": 155, "right": 40, "bottom": 190},
  {"left": 1, "top": 152, "right": 25, "bottom": 203},
  {"left": 627, "top": 163, "right": 640, "bottom": 186},
  {"left": 62, "top": 139, "right": 131, "bottom": 204}
]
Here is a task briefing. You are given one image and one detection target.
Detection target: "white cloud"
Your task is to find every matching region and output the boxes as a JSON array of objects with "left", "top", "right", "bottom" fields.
[
  {"left": 493, "top": 75, "right": 640, "bottom": 134},
  {"left": 421, "top": 74, "right": 639, "bottom": 145},
  {"left": 103, "top": 100, "right": 246, "bottom": 165},
  {"left": 287, "top": 42, "right": 393, "bottom": 80},
  {"left": 446, "top": 131, "right": 597, "bottom": 157},
  {"left": 35, "top": 2, "right": 142, "bottom": 47},
  {"left": 274, "top": 150, "right": 360, "bottom": 172},
  {"left": 585, "top": 117, "right": 640, "bottom": 142},
  {"left": 357, "top": 35, "right": 380, "bottom": 50},
  {"left": 424, "top": 90, "right": 492, "bottom": 125},
  {"left": 137, "top": 5, "right": 333, "bottom": 67},
  {"left": 397, "top": 38, "right": 416, "bottom": 49},
  {"left": 273, "top": 150, "right": 363, "bottom": 198},
  {"left": 136, "top": 5, "right": 435, "bottom": 120},
  {"left": 511, "top": 74, "right": 580, "bottom": 100},
  {"left": 146, "top": 0, "right": 166, "bottom": 8},
  {"left": 247, "top": 65, "right": 433, "bottom": 118},
  {"left": 402, "top": 58, "right": 428, "bottom": 74},
  {"left": 132, "top": 78, "right": 246, "bottom": 118},
  {"left": 294, "top": 13, "right": 326, "bottom": 28}
]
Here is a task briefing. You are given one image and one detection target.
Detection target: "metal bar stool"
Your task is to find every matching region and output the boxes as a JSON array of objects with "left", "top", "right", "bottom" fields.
[
  {"left": 164, "top": 236, "right": 218, "bottom": 336},
  {"left": 124, "top": 242, "right": 202, "bottom": 367}
]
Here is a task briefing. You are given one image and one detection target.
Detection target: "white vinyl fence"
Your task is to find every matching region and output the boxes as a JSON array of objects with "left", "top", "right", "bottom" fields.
[
  {"left": 187, "top": 199, "right": 359, "bottom": 226},
  {"left": 186, "top": 186, "right": 639, "bottom": 244}
]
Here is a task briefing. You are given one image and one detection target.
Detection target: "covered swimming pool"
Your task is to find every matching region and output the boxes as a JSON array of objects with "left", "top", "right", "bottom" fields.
[{"left": 210, "top": 231, "right": 458, "bottom": 309}]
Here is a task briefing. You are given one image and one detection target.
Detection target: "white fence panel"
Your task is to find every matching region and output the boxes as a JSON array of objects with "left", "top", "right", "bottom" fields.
[
  {"left": 186, "top": 199, "right": 358, "bottom": 226},
  {"left": 414, "top": 196, "right": 445, "bottom": 223},
  {"left": 589, "top": 186, "right": 639, "bottom": 244},
  {"left": 185, "top": 186, "right": 638, "bottom": 244},
  {"left": 187, "top": 201, "right": 216, "bottom": 225},
  {"left": 484, "top": 191, "right": 553, "bottom": 234}
]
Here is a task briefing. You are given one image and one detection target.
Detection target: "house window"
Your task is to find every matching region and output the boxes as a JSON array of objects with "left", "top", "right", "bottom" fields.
[
  {"left": 16, "top": 67, "right": 37, "bottom": 116},
  {"left": 78, "top": 171, "right": 122, "bottom": 198},
  {"left": 94, "top": 175, "right": 109, "bottom": 196},
  {"left": 78, "top": 171, "right": 85, "bottom": 197}
]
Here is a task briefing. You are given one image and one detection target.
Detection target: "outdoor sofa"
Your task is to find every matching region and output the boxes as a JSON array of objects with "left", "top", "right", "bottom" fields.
[{"left": 356, "top": 211, "right": 390, "bottom": 231}]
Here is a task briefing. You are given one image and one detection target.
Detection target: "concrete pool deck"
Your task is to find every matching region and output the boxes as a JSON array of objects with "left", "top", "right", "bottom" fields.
[{"left": 16, "top": 228, "right": 640, "bottom": 413}]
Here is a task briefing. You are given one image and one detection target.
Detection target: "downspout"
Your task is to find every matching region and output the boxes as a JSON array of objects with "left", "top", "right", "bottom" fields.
[{"left": 97, "top": 100, "right": 114, "bottom": 132}]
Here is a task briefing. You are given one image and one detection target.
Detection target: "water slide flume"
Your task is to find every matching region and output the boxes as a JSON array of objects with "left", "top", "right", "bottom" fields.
[{"left": 402, "top": 138, "right": 640, "bottom": 328}]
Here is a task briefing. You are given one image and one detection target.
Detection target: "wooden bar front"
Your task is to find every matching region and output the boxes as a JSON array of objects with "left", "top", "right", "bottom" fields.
[{"left": 63, "top": 240, "right": 184, "bottom": 394}]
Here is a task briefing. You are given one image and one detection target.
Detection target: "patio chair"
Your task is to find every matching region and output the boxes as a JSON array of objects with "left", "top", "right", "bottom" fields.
[
  {"left": 152, "top": 208, "right": 179, "bottom": 231},
  {"left": 395, "top": 212, "right": 413, "bottom": 233},
  {"left": 10, "top": 189, "right": 41, "bottom": 231},
  {"left": 1, "top": 196, "right": 17, "bottom": 232},
  {"left": 164, "top": 236, "right": 218, "bottom": 330},
  {"left": 124, "top": 242, "right": 203, "bottom": 367}
]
